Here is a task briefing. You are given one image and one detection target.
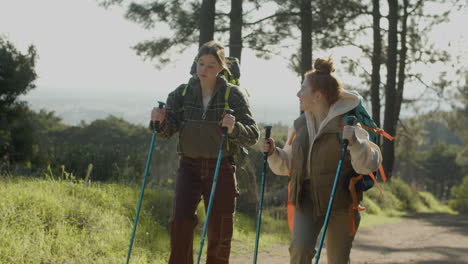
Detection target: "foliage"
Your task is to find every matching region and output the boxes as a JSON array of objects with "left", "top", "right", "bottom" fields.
[
  {"left": 0, "top": 37, "right": 37, "bottom": 109},
  {"left": 365, "top": 185, "right": 402, "bottom": 211},
  {"left": 449, "top": 176, "right": 468, "bottom": 213},
  {"left": 419, "top": 191, "right": 454, "bottom": 213},
  {"left": 421, "top": 143, "right": 463, "bottom": 200},
  {"left": 0, "top": 37, "right": 38, "bottom": 171},
  {"left": 384, "top": 177, "right": 426, "bottom": 211},
  {"left": 395, "top": 113, "right": 465, "bottom": 201}
]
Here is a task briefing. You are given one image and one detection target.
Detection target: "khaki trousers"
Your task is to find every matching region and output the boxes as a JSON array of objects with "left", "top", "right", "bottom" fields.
[{"left": 289, "top": 184, "right": 360, "bottom": 264}]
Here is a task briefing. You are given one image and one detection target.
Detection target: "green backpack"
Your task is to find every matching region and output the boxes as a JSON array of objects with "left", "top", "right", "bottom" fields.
[
  {"left": 342, "top": 100, "right": 395, "bottom": 235},
  {"left": 343, "top": 100, "right": 394, "bottom": 192}
]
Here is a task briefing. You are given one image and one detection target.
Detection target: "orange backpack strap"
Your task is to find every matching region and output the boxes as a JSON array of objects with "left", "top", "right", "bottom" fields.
[
  {"left": 348, "top": 175, "right": 366, "bottom": 236},
  {"left": 286, "top": 130, "right": 298, "bottom": 236},
  {"left": 288, "top": 130, "right": 297, "bottom": 146},
  {"left": 287, "top": 160, "right": 295, "bottom": 235},
  {"left": 361, "top": 125, "right": 394, "bottom": 141},
  {"left": 287, "top": 182, "right": 294, "bottom": 235},
  {"left": 378, "top": 164, "right": 388, "bottom": 182},
  {"left": 368, "top": 172, "right": 384, "bottom": 197}
]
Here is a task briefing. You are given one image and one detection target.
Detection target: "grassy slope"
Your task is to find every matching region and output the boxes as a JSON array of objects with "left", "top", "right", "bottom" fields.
[{"left": 0, "top": 176, "right": 454, "bottom": 263}]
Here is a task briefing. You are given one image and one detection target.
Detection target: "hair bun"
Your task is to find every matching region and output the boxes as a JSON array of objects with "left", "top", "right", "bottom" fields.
[{"left": 314, "top": 58, "right": 335, "bottom": 74}]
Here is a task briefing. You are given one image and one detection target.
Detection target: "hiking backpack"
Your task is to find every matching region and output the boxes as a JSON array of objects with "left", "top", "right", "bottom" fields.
[
  {"left": 343, "top": 99, "right": 394, "bottom": 193},
  {"left": 342, "top": 100, "right": 394, "bottom": 235}
]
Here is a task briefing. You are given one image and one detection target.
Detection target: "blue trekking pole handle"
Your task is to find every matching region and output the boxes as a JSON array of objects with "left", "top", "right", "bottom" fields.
[
  {"left": 126, "top": 101, "right": 165, "bottom": 264},
  {"left": 314, "top": 115, "right": 356, "bottom": 264},
  {"left": 196, "top": 109, "right": 235, "bottom": 264},
  {"left": 253, "top": 126, "right": 272, "bottom": 264}
]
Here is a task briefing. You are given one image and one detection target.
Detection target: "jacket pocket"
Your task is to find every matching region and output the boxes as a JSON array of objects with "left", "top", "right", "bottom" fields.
[{"left": 316, "top": 173, "right": 351, "bottom": 215}]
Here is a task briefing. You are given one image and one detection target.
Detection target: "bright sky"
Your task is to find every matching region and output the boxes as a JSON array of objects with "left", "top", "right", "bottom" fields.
[{"left": 0, "top": 0, "right": 466, "bottom": 125}]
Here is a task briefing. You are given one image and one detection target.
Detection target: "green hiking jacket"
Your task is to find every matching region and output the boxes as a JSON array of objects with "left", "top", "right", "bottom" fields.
[{"left": 157, "top": 76, "right": 259, "bottom": 159}]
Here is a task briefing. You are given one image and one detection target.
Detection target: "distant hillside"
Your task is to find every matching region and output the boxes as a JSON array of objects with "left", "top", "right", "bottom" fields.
[{"left": 23, "top": 90, "right": 299, "bottom": 126}]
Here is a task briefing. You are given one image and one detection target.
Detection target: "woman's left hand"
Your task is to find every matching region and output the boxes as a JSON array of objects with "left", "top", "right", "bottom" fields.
[
  {"left": 221, "top": 113, "right": 236, "bottom": 134},
  {"left": 343, "top": 125, "right": 357, "bottom": 146}
]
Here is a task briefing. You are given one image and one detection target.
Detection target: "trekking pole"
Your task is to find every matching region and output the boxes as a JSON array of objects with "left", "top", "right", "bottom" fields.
[
  {"left": 125, "top": 101, "right": 166, "bottom": 264},
  {"left": 253, "top": 126, "right": 272, "bottom": 264},
  {"left": 196, "top": 109, "right": 235, "bottom": 264},
  {"left": 314, "top": 115, "right": 356, "bottom": 264}
]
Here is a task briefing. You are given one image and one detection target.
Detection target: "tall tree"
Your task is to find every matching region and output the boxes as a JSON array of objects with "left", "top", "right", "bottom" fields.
[
  {"left": 300, "top": 0, "right": 312, "bottom": 79},
  {"left": 276, "top": 0, "right": 363, "bottom": 77},
  {"left": 383, "top": 0, "right": 399, "bottom": 176},
  {"left": 323, "top": 0, "right": 458, "bottom": 177},
  {"left": 395, "top": 0, "right": 409, "bottom": 122},
  {"left": 200, "top": 0, "right": 217, "bottom": 47},
  {"left": 229, "top": 0, "right": 243, "bottom": 60},
  {"left": 371, "top": 0, "right": 382, "bottom": 127}
]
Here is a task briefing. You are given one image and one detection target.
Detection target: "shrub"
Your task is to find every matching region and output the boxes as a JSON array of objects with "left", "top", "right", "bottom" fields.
[
  {"left": 449, "top": 176, "right": 468, "bottom": 213},
  {"left": 361, "top": 196, "right": 382, "bottom": 215},
  {"left": 385, "top": 177, "right": 426, "bottom": 212},
  {"left": 365, "top": 186, "right": 402, "bottom": 211}
]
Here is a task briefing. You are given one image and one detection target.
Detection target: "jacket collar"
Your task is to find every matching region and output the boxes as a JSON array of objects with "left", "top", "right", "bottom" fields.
[{"left": 189, "top": 75, "right": 228, "bottom": 100}]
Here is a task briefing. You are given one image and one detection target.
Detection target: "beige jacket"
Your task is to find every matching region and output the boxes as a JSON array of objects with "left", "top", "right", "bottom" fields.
[{"left": 269, "top": 90, "right": 382, "bottom": 214}]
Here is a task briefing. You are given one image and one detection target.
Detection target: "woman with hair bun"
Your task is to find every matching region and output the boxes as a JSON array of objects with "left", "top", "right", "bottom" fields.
[{"left": 260, "top": 58, "right": 382, "bottom": 263}]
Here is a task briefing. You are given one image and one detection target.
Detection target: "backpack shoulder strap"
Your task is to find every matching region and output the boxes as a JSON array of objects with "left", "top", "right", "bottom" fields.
[
  {"left": 224, "top": 84, "right": 232, "bottom": 110},
  {"left": 182, "top": 83, "right": 189, "bottom": 96}
]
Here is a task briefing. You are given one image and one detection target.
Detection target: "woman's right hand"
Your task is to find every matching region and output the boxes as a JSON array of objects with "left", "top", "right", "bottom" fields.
[
  {"left": 260, "top": 138, "right": 276, "bottom": 156},
  {"left": 151, "top": 107, "right": 166, "bottom": 122}
]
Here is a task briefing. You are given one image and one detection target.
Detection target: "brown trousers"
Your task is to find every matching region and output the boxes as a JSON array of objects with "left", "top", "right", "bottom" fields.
[{"left": 168, "top": 156, "right": 238, "bottom": 264}]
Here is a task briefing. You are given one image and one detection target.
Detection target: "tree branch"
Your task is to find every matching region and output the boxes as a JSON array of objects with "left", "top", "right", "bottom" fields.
[
  {"left": 344, "top": 57, "right": 387, "bottom": 89},
  {"left": 215, "top": 12, "right": 229, "bottom": 17},
  {"left": 407, "top": 0, "right": 424, "bottom": 15},
  {"left": 243, "top": 12, "right": 300, "bottom": 26}
]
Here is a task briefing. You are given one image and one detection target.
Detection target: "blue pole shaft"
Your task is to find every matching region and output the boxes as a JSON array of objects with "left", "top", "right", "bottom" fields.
[
  {"left": 253, "top": 154, "right": 268, "bottom": 264},
  {"left": 314, "top": 142, "right": 348, "bottom": 264},
  {"left": 126, "top": 132, "right": 157, "bottom": 264},
  {"left": 195, "top": 133, "right": 227, "bottom": 264}
]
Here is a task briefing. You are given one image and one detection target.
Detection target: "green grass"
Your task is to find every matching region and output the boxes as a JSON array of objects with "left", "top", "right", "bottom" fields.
[
  {"left": 0, "top": 176, "right": 170, "bottom": 263},
  {"left": 359, "top": 178, "right": 456, "bottom": 229},
  {"left": 0, "top": 176, "right": 290, "bottom": 263},
  {"left": 0, "top": 175, "right": 456, "bottom": 263}
]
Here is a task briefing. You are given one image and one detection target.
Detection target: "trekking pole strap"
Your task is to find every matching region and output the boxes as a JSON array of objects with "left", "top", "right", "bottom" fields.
[{"left": 150, "top": 101, "right": 166, "bottom": 132}]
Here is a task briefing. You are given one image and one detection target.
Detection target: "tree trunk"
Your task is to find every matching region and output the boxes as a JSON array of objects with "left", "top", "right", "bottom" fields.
[
  {"left": 199, "top": 0, "right": 217, "bottom": 47},
  {"left": 395, "top": 0, "right": 408, "bottom": 122},
  {"left": 229, "top": 0, "right": 243, "bottom": 62},
  {"left": 383, "top": 0, "right": 398, "bottom": 178},
  {"left": 371, "top": 0, "right": 382, "bottom": 128},
  {"left": 300, "top": 0, "right": 312, "bottom": 81}
]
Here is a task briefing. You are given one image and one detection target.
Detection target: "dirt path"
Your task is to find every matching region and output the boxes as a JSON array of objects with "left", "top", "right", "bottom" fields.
[{"left": 230, "top": 213, "right": 468, "bottom": 264}]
